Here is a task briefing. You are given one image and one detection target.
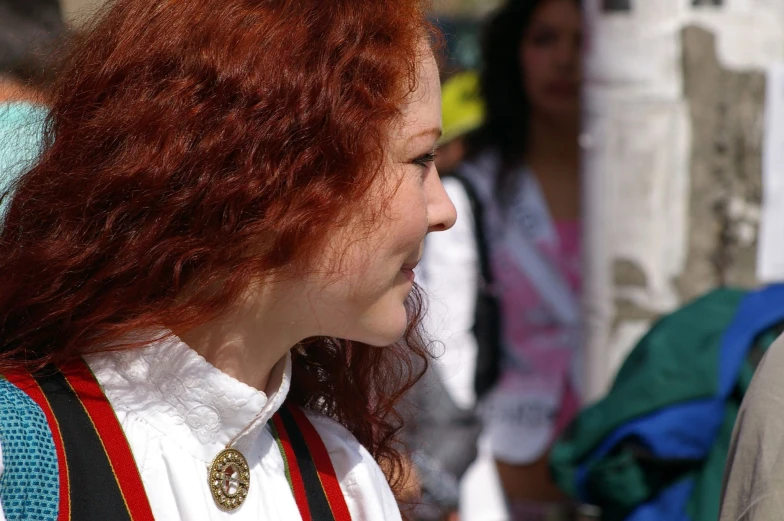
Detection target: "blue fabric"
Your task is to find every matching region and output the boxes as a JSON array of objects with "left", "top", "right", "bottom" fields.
[
  {"left": 0, "top": 102, "right": 47, "bottom": 217},
  {"left": 627, "top": 478, "right": 694, "bottom": 521},
  {"left": 580, "top": 397, "right": 723, "bottom": 466},
  {"left": 718, "top": 284, "right": 784, "bottom": 397},
  {"left": 0, "top": 377, "right": 59, "bottom": 521},
  {"left": 575, "top": 398, "right": 722, "bottom": 500},
  {"left": 574, "top": 399, "right": 721, "bottom": 519}
]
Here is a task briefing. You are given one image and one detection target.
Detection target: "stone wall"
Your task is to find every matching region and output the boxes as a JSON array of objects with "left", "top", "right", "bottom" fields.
[
  {"left": 582, "top": 0, "right": 784, "bottom": 400},
  {"left": 678, "top": 25, "right": 764, "bottom": 298}
]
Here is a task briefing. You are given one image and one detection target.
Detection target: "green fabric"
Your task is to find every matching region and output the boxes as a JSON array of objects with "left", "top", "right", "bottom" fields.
[
  {"left": 685, "top": 400, "right": 738, "bottom": 521},
  {"left": 550, "top": 287, "right": 777, "bottom": 521}
]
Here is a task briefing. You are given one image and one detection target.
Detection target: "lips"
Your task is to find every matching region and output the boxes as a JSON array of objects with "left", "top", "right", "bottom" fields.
[
  {"left": 400, "top": 267, "right": 416, "bottom": 283},
  {"left": 546, "top": 82, "right": 580, "bottom": 97},
  {"left": 400, "top": 260, "right": 419, "bottom": 283}
]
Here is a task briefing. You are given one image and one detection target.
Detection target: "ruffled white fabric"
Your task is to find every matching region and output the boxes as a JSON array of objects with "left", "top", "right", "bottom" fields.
[{"left": 0, "top": 334, "right": 401, "bottom": 521}]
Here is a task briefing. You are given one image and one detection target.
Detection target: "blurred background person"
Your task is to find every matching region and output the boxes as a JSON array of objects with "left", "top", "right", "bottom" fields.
[
  {"left": 0, "top": 0, "right": 63, "bottom": 196},
  {"left": 419, "top": 0, "right": 583, "bottom": 519}
]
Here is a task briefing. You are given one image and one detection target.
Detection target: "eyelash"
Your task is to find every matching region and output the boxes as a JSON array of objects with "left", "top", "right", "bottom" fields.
[{"left": 412, "top": 152, "right": 437, "bottom": 168}]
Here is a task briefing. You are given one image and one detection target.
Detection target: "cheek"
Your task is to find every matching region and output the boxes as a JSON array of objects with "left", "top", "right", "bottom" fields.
[
  {"left": 520, "top": 47, "right": 549, "bottom": 92},
  {"left": 325, "top": 225, "right": 395, "bottom": 297},
  {"left": 302, "top": 190, "right": 426, "bottom": 344},
  {"left": 324, "top": 177, "right": 429, "bottom": 288},
  {"left": 392, "top": 184, "right": 429, "bottom": 249},
  {"left": 345, "top": 188, "right": 427, "bottom": 297},
  {"left": 300, "top": 240, "right": 380, "bottom": 327}
]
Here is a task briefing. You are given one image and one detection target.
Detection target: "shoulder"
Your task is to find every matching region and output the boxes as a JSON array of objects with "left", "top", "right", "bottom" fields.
[
  {"left": 0, "top": 102, "right": 47, "bottom": 194},
  {"left": 459, "top": 148, "right": 500, "bottom": 176},
  {"left": 304, "top": 412, "right": 402, "bottom": 521},
  {"left": 0, "top": 102, "right": 47, "bottom": 124},
  {"left": 455, "top": 149, "right": 500, "bottom": 193},
  {"left": 0, "top": 375, "right": 60, "bottom": 519},
  {"left": 0, "top": 103, "right": 47, "bottom": 156},
  {"left": 737, "top": 333, "right": 784, "bottom": 425},
  {"left": 721, "top": 334, "right": 784, "bottom": 520}
]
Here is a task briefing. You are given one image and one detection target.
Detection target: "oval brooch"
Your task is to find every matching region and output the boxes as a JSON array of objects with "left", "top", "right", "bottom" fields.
[{"left": 209, "top": 448, "right": 250, "bottom": 511}]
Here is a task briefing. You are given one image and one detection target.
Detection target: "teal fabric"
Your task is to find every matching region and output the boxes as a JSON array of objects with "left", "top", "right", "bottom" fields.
[
  {"left": 0, "top": 377, "right": 59, "bottom": 521},
  {"left": 0, "top": 104, "right": 56, "bottom": 519},
  {"left": 0, "top": 102, "right": 47, "bottom": 216}
]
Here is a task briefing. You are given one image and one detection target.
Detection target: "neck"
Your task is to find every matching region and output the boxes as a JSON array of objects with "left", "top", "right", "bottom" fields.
[
  {"left": 178, "top": 283, "right": 308, "bottom": 393},
  {"left": 525, "top": 110, "right": 580, "bottom": 176},
  {"left": 0, "top": 77, "right": 43, "bottom": 104}
]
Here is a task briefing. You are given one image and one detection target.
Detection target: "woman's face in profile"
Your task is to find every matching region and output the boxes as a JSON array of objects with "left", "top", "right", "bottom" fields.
[
  {"left": 519, "top": 0, "right": 583, "bottom": 119},
  {"left": 284, "top": 44, "right": 457, "bottom": 346}
]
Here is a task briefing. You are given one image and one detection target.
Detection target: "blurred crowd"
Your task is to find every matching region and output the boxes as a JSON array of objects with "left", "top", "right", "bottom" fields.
[
  {"left": 3, "top": 1, "right": 784, "bottom": 521},
  {"left": 405, "top": 1, "right": 583, "bottom": 520}
]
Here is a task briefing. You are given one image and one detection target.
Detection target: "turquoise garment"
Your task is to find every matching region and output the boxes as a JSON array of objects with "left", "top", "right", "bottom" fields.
[
  {"left": 0, "top": 377, "right": 59, "bottom": 521},
  {"left": 0, "top": 102, "right": 47, "bottom": 215},
  {"left": 0, "top": 104, "right": 54, "bottom": 517}
]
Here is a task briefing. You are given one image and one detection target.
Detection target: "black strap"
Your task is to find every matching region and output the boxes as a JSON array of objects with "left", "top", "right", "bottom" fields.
[
  {"left": 34, "top": 367, "right": 133, "bottom": 521},
  {"left": 277, "top": 406, "right": 336, "bottom": 521},
  {"left": 450, "top": 173, "right": 493, "bottom": 287}
]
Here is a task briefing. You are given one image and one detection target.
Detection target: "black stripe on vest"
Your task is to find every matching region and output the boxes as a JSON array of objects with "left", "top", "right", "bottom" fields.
[
  {"left": 278, "top": 406, "right": 336, "bottom": 521},
  {"left": 34, "top": 367, "right": 132, "bottom": 521}
]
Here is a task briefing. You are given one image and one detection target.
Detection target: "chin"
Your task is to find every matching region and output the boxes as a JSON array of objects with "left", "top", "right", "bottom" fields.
[
  {"left": 361, "top": 326, "right": 408, "bottom": 347},
  {"left": 356, "top": 309, "right": 410, "bottom": 347}
]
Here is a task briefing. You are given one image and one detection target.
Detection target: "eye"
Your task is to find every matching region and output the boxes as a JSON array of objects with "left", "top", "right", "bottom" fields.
[
  {"left": 529, "top": 27, "right": 558, "bottom": 47},
  {"left": 412, "top": 152, "right": 437, "bottom": 168}
]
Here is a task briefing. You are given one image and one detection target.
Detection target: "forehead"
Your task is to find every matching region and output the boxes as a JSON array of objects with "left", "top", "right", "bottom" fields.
[
  {"left": 530, "top": 0, "right": 582, "bottom": 30},
  {"left": 397, "top": 49, "right": 441, "bottom": 141}
]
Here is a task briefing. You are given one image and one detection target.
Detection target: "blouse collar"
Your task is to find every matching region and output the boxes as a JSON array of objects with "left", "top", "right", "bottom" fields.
[{"left": 85, "top": 331, "right": 291, "bottom": 462}]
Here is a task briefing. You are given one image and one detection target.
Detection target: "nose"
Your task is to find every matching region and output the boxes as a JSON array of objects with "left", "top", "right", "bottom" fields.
[
  {"left": 560, "top": 35, "right": 582, "bottom": 71},
  {"left": 426, "top": 170, "right": 457, "bottom": 233}
]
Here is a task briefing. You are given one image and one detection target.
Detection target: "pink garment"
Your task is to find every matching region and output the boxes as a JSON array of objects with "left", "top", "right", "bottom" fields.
[
  {"left": 498, "top": 220, "right": 580, "bottom": 382},
  {"left": 484, "top": 220, "right": 581, "bottom": 464}
]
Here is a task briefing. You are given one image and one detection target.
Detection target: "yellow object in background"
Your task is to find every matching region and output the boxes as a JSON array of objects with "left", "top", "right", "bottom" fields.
[{"left": 440, "top": 71, "right": 485, "bottom": 145}]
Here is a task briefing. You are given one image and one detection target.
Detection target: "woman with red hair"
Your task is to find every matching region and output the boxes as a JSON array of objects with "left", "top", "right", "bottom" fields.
[{"left": 0, "top": 0, "right": 455, "bottom": 519}]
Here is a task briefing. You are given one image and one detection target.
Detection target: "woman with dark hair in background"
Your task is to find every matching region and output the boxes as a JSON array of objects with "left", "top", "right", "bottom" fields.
[
  {"left": 419, "top": 0, "right": 582, "bottom": 519},
  {"left": 0, "top": 0, "right": 456, "bottom": 519}
]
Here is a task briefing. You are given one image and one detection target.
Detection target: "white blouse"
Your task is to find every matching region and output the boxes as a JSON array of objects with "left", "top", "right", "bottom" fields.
[{"left": 0, "top": 335, "right": 402, "bottom": 520}]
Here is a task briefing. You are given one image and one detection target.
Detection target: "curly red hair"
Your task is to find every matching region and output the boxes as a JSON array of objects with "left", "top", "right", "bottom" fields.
[{"left": 0, "top": 0, "right": 433, "bottom": 493}]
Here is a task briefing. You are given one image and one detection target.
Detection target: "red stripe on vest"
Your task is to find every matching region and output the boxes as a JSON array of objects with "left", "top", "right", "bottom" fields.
[
  {"left": 4, "top": 369, "right": 71, "bottom": 521},
  {"left": 59, "top": 359, "right": 155, "bottom": 521},
  {"left": 287, "top": 405, "right": 352, "bottom": 521},
  {"left": 272, "top": 413, "right": 313, "bottom": 521}
]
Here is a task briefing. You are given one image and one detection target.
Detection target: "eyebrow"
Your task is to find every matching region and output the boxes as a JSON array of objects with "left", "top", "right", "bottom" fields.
[{"left": 409, "top": 127, "right": 443, "bottom": 141}]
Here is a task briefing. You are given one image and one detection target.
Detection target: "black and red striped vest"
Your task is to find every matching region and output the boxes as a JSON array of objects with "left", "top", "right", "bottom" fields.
[{"left": 0, "top": 358, "right": 353, "bottom": 521}]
